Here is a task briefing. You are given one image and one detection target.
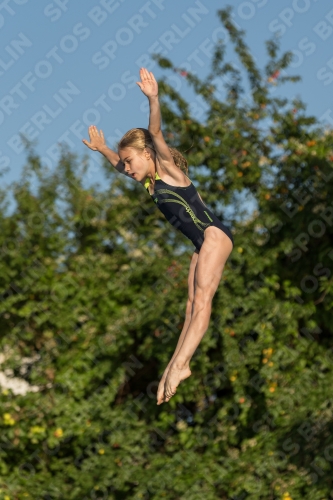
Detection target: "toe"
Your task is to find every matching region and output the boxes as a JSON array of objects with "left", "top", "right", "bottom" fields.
[{"left": 165, "top": 390, "right": 176, "bottom": 401}]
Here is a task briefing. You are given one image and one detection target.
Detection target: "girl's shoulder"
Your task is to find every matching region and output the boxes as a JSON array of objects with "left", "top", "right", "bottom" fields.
[
  {"left": 144, "top": 170, "right": 192, "bottom": 195},
  {"left": 155, "top": 167, "right": 191, "bottom": 188},
  {"left": 155, "top": 156, "right": 189, "bottom": 187}
]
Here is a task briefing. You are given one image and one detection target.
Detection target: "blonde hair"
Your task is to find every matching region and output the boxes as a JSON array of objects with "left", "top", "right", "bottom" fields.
[{"left": 118, "top": 128, "right": 188, "bottom": 195}]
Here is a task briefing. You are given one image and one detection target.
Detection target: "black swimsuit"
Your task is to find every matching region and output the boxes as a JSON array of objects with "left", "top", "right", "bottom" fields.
[{"left": 145, "top": 172, "right": 234, "bottom": 252}]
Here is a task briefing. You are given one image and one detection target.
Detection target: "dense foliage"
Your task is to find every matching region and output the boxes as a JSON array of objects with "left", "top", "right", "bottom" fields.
[{"left": 1, "top": 7, "right": 333, "bottom": 500}]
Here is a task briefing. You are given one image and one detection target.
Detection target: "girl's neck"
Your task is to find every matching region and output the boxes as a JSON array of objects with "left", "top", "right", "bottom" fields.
[{"left": 141, "top": 157, "right": 158, "bottom": 186}]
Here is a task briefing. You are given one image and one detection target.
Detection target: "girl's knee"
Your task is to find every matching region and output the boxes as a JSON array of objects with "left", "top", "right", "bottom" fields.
[{"left": 192, "top": 294, "right": 212, "bottom": 312}]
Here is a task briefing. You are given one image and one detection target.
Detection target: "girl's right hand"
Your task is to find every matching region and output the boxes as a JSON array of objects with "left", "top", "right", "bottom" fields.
[
  {"left": 136, "top": 67, "right": 158, "bottom": 98},
  {"left": 82, "top": 125, "right": 106, "bottom": 152}
]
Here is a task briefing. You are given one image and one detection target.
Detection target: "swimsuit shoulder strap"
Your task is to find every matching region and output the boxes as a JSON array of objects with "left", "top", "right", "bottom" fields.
[{"left": 144, "top": 171, "right": 161, "bottom": 190}]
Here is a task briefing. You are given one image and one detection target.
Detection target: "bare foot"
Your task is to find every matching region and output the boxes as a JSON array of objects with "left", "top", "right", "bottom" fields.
[
  {"left": 161, "top": 361, "right": 192, "bottom": 403},
  {"left": 156, "top": 372, "right": 168, "bottom": 405}
]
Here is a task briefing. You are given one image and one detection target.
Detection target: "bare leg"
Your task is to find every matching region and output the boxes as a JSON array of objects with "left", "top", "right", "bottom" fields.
[
  {"left": 156, "top": 251, "right": 199, "bottom": 405},
  {"left": 156, "top": 300, "right": 193, "bottom": 405},
  {"left": 163, "top": 228, "right": 233, "bottom": 402}
]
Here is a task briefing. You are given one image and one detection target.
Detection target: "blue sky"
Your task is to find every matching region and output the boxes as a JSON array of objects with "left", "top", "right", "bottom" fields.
[{"left": 1, "top": 0, "right": 333, "bottom": 206}]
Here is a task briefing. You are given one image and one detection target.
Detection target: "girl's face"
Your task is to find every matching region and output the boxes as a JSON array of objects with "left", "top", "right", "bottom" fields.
[{"left": 118, "top": 147, "right": 154, "bottom": 183}]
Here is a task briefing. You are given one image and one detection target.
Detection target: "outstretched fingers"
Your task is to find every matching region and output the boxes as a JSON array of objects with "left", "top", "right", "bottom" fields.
[
  {"left": 82, "top": 125, "right": 105, "bottom": 151},
  {"left": 141, "top": 67, "right": 149, "bottom": 80},
  {"left": 90, "top": 125, "right": 99, "bottom": 136},
  {"left": 140, "top": 67, "right": 156, "bottom": 82},
  {"left": 82, "top": 127, "right": 93, "bottom": 148},
  {"left": 137, "top": 67, "right": 158, "bottom": 97}
]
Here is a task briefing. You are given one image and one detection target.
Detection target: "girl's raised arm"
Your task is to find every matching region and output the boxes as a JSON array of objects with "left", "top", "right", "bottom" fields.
[
  {"left": 136, "top": 68, "right": 181, "bottom": 179},
  {"left": 82, "top": 125, "right": 126, "bottom": 175}
]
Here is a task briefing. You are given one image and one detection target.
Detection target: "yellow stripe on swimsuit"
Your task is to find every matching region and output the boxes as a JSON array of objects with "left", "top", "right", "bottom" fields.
[{"left": 144, "top": 170, "right": 234, "bottom": 251}]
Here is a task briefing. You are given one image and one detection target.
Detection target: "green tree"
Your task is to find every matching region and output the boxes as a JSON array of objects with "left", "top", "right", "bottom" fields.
[{"left": 1, "top": 7, "right": 333, "bottom": 500}]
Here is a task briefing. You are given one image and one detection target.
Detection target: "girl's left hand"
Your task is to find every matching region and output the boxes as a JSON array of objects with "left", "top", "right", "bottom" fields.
[{"left": 136, "top": 67, "right": 158, "bottom": 97}]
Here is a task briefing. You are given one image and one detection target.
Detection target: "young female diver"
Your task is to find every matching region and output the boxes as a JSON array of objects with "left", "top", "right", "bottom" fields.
[{"left": 83, "top": 67, "right": 234, "bottom": 404}]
